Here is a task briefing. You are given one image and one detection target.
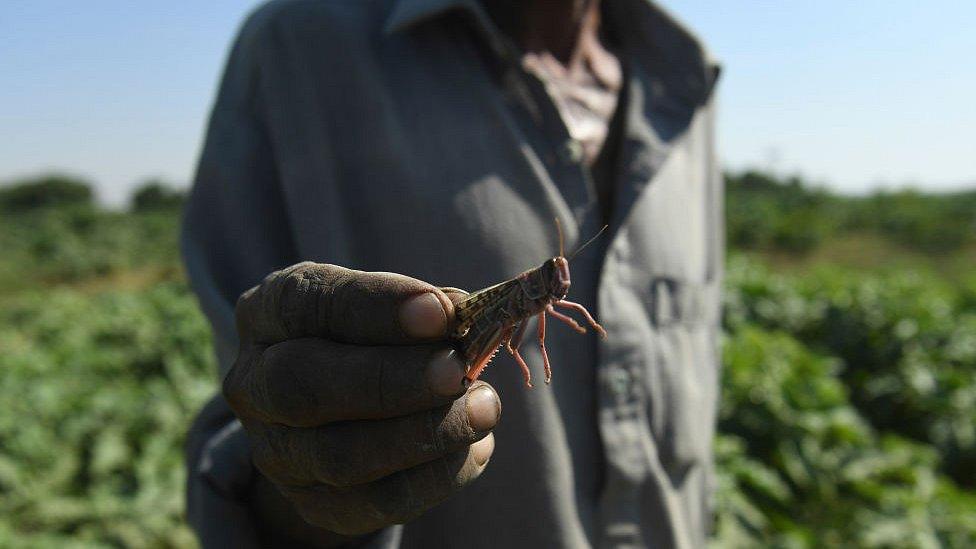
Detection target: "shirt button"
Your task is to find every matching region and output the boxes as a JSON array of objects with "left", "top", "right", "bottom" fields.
[
  {"left": 609, "top": 368, "right": 632, "bottom": 397},
  {"left": 561, "top": 139, "right": 583, "bottom": 164}
]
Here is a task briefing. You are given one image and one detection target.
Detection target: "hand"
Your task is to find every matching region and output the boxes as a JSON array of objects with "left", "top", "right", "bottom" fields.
[{"left": 223, "top": 262, "right": 500, "bottom": 539}]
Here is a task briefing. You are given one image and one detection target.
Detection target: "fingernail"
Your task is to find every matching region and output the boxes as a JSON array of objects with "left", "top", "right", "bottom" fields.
[
  {"left": 471, "top": 433, "right": 495, "bottom": 467},
  {"left": 466, "top": 385, "right": 501, "bottom": 432},
  {"left": 427, "top": 350, "right": 466, "bottom": 398},
  {"left": 399, "top": 292, "right": 447, "bottom": 339}
]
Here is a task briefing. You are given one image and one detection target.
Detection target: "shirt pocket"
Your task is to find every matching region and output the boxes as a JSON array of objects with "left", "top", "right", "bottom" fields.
[{"left": 643, "top": 276, "right": 720, "bottom": 485}]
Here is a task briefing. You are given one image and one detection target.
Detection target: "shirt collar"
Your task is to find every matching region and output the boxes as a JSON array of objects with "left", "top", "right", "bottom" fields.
[
  {"left": 384, "top": 0, "right": 720, "bottom": 108},
  {"left": 384, "top": 0, "right": 488, "bottom": 35}
]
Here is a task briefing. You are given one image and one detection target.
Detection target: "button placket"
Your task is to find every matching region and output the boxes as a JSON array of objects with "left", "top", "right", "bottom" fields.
[
  {"left": 509, "top": 67, "right": 596, "bottom": 224},
  {"left": 609, "top": 366, "right": 631, "bottom": 397},
  {"left": 561, "top": 138, "right": 584, "bottom": 164}
]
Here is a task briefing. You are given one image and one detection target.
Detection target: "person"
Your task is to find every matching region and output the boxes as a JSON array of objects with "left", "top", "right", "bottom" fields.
[{"left": 181, "top": 0, "right": 722, "bottom": 547}]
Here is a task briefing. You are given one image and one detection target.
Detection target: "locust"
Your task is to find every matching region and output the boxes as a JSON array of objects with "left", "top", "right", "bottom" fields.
[{"left": 450, "top": 221, "right": 608, "bottom": 388}]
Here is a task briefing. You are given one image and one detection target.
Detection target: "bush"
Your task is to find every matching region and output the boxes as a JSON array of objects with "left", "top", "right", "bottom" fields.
[
  {"left": 724, "top": 256, "right": 976, "bottom": 488},
  {"left": 725, "top": 171, "right": 840, "bottom": 254},
  {"left": 725, "top": 170, "right": 976, "bottom": 255},
  {"left": 130, "top": 181, "right": 186, "bottom": 212},
  {"left": 845, "top": 190, "right": 976, "bottom": 254},
  {"left": 0, "top": 283, "right": 216, "bottom": 547},
  {"left": 0, "top": 175, "right": 94, "bottom": 212},
  {"left": 0, "top": 207, "right": 181, "bottom": 292},
  {"left": 715, "top": 326, "right": 976, "bottom": 547}
]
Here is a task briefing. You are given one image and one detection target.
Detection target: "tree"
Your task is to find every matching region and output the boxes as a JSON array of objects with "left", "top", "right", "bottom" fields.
[
  {"left": 130, "top": 180, "right": 186, "bottom": 212},
  {"left": 0, "top": 174, "right": 94, "bottom": 212}
]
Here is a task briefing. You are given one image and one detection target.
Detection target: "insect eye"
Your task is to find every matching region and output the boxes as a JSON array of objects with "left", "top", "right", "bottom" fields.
[{"left": 556, "top": 258, "right": 570, "bottom": 285}]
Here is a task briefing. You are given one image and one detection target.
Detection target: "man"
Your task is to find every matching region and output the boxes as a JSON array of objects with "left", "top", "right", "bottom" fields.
[{"left": 182, "top": 0, "right": 721, "bottom": 547}]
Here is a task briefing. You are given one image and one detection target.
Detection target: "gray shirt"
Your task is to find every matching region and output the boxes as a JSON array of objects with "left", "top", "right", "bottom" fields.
[{"left": 181, "top": 0, "right": 722, "bottom": 547}]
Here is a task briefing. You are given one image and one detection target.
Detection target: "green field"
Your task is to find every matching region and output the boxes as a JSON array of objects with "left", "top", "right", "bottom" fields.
[{"left": 1, "top": 174, "right": 974, "bottom": 547}]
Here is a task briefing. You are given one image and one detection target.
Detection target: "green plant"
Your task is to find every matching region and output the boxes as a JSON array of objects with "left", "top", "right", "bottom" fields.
[
  {"left": 0, "top": 175, "right": 94, "bottom": 212},
  {"left": 130, "top": 181, "right": 186, "bottom": 212},
  {"left": 0, "top": 283, "right": 216, "bottom": 547},
  {"left": 2, "top": 179, "right": 975, "bottom": 547}
]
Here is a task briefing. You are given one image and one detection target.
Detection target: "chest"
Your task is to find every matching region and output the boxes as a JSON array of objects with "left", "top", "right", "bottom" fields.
[{"left": 258, "top": 25, "right": 712, "bottom": 293}]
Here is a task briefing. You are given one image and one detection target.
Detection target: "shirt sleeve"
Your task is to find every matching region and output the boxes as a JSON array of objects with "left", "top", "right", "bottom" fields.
[
  {"left": 180, "top": 10, "right": 406, "bottom": 547},
  {"left": 180, "top": 10, "right": 296, "bottom": 546},
  {"left": 181, "top": 9, "right": 297, "bottom": 379}
]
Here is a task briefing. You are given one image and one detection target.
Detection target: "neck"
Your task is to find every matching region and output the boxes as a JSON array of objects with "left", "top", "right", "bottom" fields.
[{"left": 483, "top": 0, "right": 602, "bottom": 65}]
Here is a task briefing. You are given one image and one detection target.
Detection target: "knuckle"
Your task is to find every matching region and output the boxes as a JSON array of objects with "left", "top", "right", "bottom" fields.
[
  {"left": 250, "top": 424, "right": 311, "bottom": 486},
  {"left": 279, "top": 263, "right": 345, "bottom": 338},
  {"left": 239, "top": 262, "right": 333, "bottom": 343},
  {"left": 312, "top": 449, "right": 350, "bottom": 487},
  {"left": 284, "top": 486, "right": 387, "bottom": 536},
  {"left": 372, "top": 473, "right": 437, "bottom": 523},
  {"left": 259, "top": 341, "right": 282, "bottom": 366},
  {"left": 421, "top": 411, "right": 450, "bottom": 456},
  {"left": 221, "top": 346, "right": 266, "bottom": 417},
  {"left": 354, "top": 492, "right": 408, "bottom": 528},
  {"left": 320, "top": 461, "right": 360, "bottom": 488},
  {"left": 288, "top": 494, "right": 345, "bottom": 532},
  {"left": 312, "top": 431, "right": 367, "bottom": 487},
  {"left": 420, "top": 401, "right": 471, "bottom": 454},
  {"left": 253, "top": 424, "right": 365, "bottom": 489},
  {"left": 221, "top": 362, "right": 247, "bottom": 414},
  {"left": 386, "top": 494, "right": 428, "bottom": 525},
  {"left": 312, "top": 271, "right": 358, "bottom": 337},
  {"left": 233, "top": 285, "right": 259, "bottom": 323},
  {"left": 260, "top": 344, "right": 317, "bottom": 421},
  {"left": 249, "top": 436, "right": 286, "bottom": 481}
]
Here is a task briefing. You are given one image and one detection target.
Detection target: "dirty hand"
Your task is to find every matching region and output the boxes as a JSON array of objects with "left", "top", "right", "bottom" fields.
[{"left": 224, "top": 262, "right": 500, "bottom": 538}]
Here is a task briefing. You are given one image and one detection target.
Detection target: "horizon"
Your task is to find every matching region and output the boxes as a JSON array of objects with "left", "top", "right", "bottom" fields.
[
  {"left": 3, "top": 166, "right": 974, "bottom": 211},
  {"left": 2, "top": 0, "right": 974, "bottom": 205}
]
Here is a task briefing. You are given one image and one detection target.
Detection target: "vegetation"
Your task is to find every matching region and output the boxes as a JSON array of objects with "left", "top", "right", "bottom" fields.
[
  {"left": 0, "top": 175, "right": 94, "bottom": 213},
  {"left": 726, "top": 170, "right": 976, "bottom": 255},
  {"left": 714, "top": 259, "right": 976, "bottom": 547},
  {"left": 0, "top": 173, "right": 973, "bottom": 547},
  {"left": 130, "top": 181, "right": 186, "bottom": 213},
  {"left": 0, "top": 283, "right": 213, "bottom": 548}
]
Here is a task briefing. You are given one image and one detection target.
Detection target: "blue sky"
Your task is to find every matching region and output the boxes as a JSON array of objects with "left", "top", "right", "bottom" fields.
[{"left": 2, "top": 1, "right": 974, "bottom": 205}]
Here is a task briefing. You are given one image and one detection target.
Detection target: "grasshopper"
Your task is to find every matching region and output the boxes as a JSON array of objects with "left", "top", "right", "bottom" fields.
[{"left": 451, "top": 221, "right": 607, "bottom": 388}]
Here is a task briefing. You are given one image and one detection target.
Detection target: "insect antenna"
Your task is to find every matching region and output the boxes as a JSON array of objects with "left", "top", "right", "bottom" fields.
[
  {"left": 568, "top": 225, "right": 609, "bottom": 261},
  {"left": 555, "top": 217, "right": 564, "bottom": 257}
]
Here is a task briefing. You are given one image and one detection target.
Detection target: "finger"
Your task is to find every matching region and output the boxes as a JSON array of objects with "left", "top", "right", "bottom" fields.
[
  {"left": 439, "top": 287, "right": 469, "bottom": 304},
  {"left": 236, "top": 262, "right": 456, "bottom": 345},
  {"left": 224, "top": 338, "right": 470, "bottom": 426},
  {"left": 250, "top": 382, "right": 501, "bottom": 487},
  {"left": 439, "top": 288, "right": 469, "bottom": 341},
  {"left": 281, "top": 434, "right": 495, "bottom": 536}
]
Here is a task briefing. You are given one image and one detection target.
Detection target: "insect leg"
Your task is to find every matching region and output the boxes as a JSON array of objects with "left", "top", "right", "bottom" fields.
[
  {"left": 537, "top": 312, "right": 552, "bottom": 384},
  {"left": 463, "top": 326, "right": 506, "bottom": 386},
  {"left": 546, "top": 304, "right": 586, "bottom": 334},
  {"left": 506, "top": 323, "right": 532, "bottom": 388},
  {"left": 506, "top": 321, "right": 528, "bottom": 353},
  {"left": 465, "top": 350, "right": 498, "bottom": 387},
  {"left": 554, "top": 300, "right": 608, "bottom": 338}
]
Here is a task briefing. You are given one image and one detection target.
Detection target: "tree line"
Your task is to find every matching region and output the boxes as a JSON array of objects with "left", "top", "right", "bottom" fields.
[{"left": 3, "top": 170, "right": 974, "bottom": 255}]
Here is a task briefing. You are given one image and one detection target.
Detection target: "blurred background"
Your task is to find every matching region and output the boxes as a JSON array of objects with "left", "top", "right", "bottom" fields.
[{"left": 1, "top": 1, "right": 974, "bottom": 547}]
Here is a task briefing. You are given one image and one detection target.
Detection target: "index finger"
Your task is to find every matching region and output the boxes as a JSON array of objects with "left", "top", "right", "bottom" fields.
[{"left": 236, "top": 262, "right": 457, "bottom": 345}]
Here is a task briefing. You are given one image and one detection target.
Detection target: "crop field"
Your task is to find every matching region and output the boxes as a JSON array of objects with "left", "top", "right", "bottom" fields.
[{"left": 1, "top": 174, "right": 974, "bottom": 547}]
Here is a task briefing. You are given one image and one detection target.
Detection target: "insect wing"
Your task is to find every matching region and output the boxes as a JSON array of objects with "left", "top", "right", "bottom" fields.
[
  {"left": 452, "top": 279, "right": 519, "bottom": 338},
  {"left": 452, "top": 278, "right": 523, "bottom": 382}
]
